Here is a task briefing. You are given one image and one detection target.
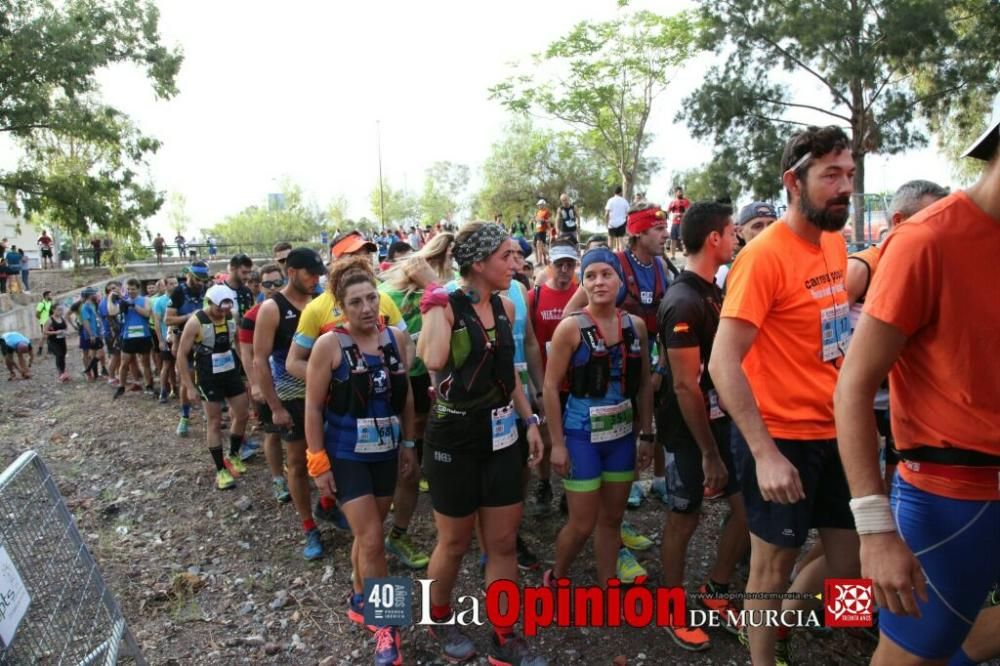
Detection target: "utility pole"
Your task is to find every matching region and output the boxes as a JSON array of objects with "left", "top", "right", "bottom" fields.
[{"left": 377, "top": 120, "right": 386, "bottom": 232}]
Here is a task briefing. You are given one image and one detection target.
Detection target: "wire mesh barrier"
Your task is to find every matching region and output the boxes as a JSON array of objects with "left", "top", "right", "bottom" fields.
[{"left": 0, "top": 451, "right": 145, "bottom": 665}]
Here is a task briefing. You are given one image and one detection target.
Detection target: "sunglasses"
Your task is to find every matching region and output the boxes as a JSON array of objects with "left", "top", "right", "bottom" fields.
[
  {"left": 261, "top": 279, "right": 285, "bottom": 289},
  {"left": 276, "top": 257, "right": 287, "bottom": 264}
]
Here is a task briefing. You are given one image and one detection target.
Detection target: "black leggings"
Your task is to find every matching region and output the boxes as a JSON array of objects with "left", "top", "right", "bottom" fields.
[{"left": 49, "top": 340, "right": 67, "bottom": 374}]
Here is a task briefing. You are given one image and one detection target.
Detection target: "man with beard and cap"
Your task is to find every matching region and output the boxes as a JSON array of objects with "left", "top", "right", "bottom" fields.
[
  {"left": 715, "top": 202, "right": 778, "bottom": 291},
  {"left": 709, "top": 126, "right": 858, "bottom": 666}
]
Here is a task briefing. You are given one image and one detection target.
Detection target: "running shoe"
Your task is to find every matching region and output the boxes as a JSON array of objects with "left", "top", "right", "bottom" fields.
[
  {"left": 158, "top": 392, "right": 169, "bottom": 404},
  {"left": 528, "top": 481, "right": 553, "bottom": 516},
  {"left": 488, "top": 631, "right": 548, "bottom": 666},
  {"left": 626, "top": 482, "right": 644, "bottom": 508},
  {"left": 664, "top": 624, "right": 711, "bottom": 652},
  {"left": 315, "top": 499, "right": 350, "bottom": 531},
  {"left": 58, "top": 372, "right": 71, "bottom": 383},
  {"left": 615, "top": 547, "right": 647, "bottom": 584},
  {"left": 128, "top": 383, "right": 142, "bottom": 392},
  {"left": 303, "top": 528, "right": 323, "bottom": 561},
  {"left": 107, "top": 377, "right": 119, "bottom": 386},
  {"left": 374, "top": 626, "right": 402, "bottom": 666},
  {"left": 696, "top": 583, "right": 741, "bottom": 635},
  {"left": 144, "top": 385, "right": 156, "bottom": 396},
  {"left": 516, "top": 535, "right": 540, "bottom": 570},
  {"left": 385, "top": 533, "right": 429, "bottom": 569},
  {"left": 175, "top": 416, "right": 189, "bottom": 437},
  {"left": 989, "top": 584, "right": 1000, "bottom": 607},
  {"left": 418, "top": 477, "right": 429, "bottom": 492},
  {"left": 649, "top": 477, "right": 670, "bottom": 504},
  {"left": 112, "top": 386, "right": 125, "bottom": 400},
  {"left": 239, "top": 438, "right": 261, "bottom": 461},
  {"left": 738, "top": 628, "right": 792, "bottom": 666},
  {"left": 272, "top": 477, "right": 291, "bottom": 503},
  {"left": 215, "top": 468, "right": 235, "bottom": 490},
  {"left": 427, "top": 623, "right": 476, "bottom": 663},
  {"left": 347, "top": 593, "right": 377, "bottom": 632},
  {"left": 620, "top": 522, "right": 653, "bottom": 551},
  {"left": 703, "top": 486, "right": 725, "bottom": 500},
  {"left": 224, "top": 454, "right": 247, "bottom": 476}
]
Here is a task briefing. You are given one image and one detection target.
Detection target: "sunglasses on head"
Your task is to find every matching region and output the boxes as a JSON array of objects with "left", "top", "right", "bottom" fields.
[{"left": 261, "top": 278, "right": 285, "bottom": 289}]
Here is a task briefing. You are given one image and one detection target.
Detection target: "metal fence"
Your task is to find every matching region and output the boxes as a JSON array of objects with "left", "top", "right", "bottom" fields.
[{"left": 0, "top": 451, "right": 145, "bottom": 665}]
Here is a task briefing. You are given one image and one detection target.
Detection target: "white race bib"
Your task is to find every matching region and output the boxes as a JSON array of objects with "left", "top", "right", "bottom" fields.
[
  {"left": 820, "top": 303, "right": 852, "bottom": 362},
  {"left": 355, "top": 416, "right": 400, "bottom": 454},
  {"left": 589, "top": 400, "right": 634, "bottom": 443},
  {"left": 491, "top": 403, "right": 517, "bottom": 451},
  {"left": 126, "top": 325, "right": 145, "bottom": 339},
  {"left": 707, "top": 389, "right": 725, "bottom": 420},
  {"left": 211, "top": 351, "right": 236, "bottom": 374}
]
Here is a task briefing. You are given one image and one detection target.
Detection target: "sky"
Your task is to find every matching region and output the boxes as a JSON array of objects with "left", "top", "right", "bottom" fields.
[{"left": 17, "top": 0, "right": 966, "bottom": 236}]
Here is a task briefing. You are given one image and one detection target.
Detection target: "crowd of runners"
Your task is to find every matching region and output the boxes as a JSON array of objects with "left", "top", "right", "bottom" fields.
[{"left": 4, "top": 111, "right": 999, "bottom": 666}]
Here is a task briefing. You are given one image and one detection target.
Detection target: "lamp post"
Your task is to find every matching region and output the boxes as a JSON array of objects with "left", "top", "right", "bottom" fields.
[{"left": 377, "top": 120, "right": 386, "bottom": 232}]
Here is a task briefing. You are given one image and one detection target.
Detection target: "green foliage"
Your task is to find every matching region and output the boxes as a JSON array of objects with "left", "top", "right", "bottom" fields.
[
  {"left": 681, "top": 0, "right": 1000, "bottom": 223},
  {"left": 672, "top": 150, "right": 746, "bottom": 203},
  {"left": 419, "top": 161, "right": 469, "bottom": 227},
  {"left": 0, "top": 0, "right": 182, "bottom": 236},
  {"left": 205, "top": 183, "right": 326, "bottom": 247},
  {"left": 491, "top": 10, "right": 697, "bottom": 199},
  {"left": 370, "top": 180, "right": 418, "bottom": 230},
  {"left": 473, "top": 118, "right": 627, "bottom": 223}
]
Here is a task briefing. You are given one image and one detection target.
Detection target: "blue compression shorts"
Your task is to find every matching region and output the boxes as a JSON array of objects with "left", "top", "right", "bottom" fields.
[
  {"left": 879, "top": 474, "right": 1000, "bottom": 660},
  {"left": 563, "top": 430, "right": 636, "bottom": 492}
]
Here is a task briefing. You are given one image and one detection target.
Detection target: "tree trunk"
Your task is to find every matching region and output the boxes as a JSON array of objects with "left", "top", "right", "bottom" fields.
[
  {"left": 621, "top": 168, "right": 635, "bottom": 202},
  {"left": 852, "top": 155, "right": 866, "bottom": 245}
]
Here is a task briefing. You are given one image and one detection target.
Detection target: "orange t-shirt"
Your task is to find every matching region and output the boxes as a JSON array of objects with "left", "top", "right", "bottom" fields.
[
  {"left": 721, "top": 220, "right": 850, "bottom": 440},
  {"left": 863, "top": 191, "right": 1000, "bottom": 500}
]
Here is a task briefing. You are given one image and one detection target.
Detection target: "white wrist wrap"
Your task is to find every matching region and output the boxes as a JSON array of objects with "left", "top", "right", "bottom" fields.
[{"left": 849, "top": 494, "right": 896, "bottom": 535}]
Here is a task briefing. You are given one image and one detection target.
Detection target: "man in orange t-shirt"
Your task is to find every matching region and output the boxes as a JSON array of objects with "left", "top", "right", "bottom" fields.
[
  {"left": 835, "top": 98, "right": 1000, "bottom": 666},
  {"left": 709, "top": 126, "right": 858, "bottom": 665}
]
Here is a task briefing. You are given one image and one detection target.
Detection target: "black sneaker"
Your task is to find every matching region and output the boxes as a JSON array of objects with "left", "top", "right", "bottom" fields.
[
  {"left": 314, "top": 499, "right": 349, "bottom": 531},
  {"left": 112, "top": 386, "right": 125, "bottom": 400},
  {"left": 489, "top": 632, "right": 548, "bottom": 666},
  {"left": 528, "top": 481, "right": 553, "bottom": 516},
  {"left": 516, "top": 535, "right": 539, "bottom": 571}
]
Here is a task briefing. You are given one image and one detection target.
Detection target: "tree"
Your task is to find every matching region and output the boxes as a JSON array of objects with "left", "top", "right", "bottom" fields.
[
  {"left": 369, "top": 181, "right": 418, "bottom": 230},
  {"left": 490, "top": 10, "right": 698, "bottom": 199},
  {"left": 681, "top": 0, "right": 1000, "bottom": 240},
  {"left": 419, "top": 161, "right": 469, "bottom": 227},
  {"left": 166, "top": 192, "right": 190, "bottom": 238},
  {"left": 205, "top": 183, "right": 326, "bottom": 249},
  {"left": 672, "top": 150, "right": 746, "bottom": 203},
  {"left": 325, "top": 195, "right": 351, "bottom": 231},
  {"left": 473, "top": 118, "right": 626, "bottom": 224},
  {"left": 1, "top": 0, "right": 182, "bottom": 232}
]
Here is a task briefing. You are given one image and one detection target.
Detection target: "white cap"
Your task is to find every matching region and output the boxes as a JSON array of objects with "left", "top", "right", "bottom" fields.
[
  {"left": 537, "top": 199, "right": 547, "bottom": 207},
  {"left": 205, "top": 284, "right": 237, "bottom": 307},
  {"left": 963, "top": 92, "right": 1000, "bottom": 161}
]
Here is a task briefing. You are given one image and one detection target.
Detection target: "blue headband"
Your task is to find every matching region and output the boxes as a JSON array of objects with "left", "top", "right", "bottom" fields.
[
  {"left": 189, "top": 264, "right": 210, "bottom": 278},
  {"left": 580, "top": 247, "right": 623, "bottom": 282}
]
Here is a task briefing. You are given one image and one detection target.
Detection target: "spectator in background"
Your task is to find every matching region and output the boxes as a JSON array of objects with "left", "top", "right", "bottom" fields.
[
  {"left": 605, "top": 185, "right": 630, "bottom": 251},
  {"left": 557, "top": 193, "right": 579, "bottom": 245},
  {"left": 153, "top": 233, "right": 166, "bottom": 264},
  {"left": 18, "top": 248, "right": 29, "bottom": 292},
  {"left": 407, "top": 226, "right": 423, "bottom": 251},
  {"left": 380, "top": 241, "right": 413, "bottom": 271},
  {"left": 174, "top": 233, "right": 186, "bottom": 258},
  {"left": 37, "top": 230, "right": 54, "bottom": 269},
  {"left": 586, "top": 234, "right": 609, "bottom": 250},
  {"left": 36, "top": 290, "right": 54, "bottom": 355},
  {"left": 666, "top": 187, "right": 691, "bottom": 259},
  {"left": 90, "top": 237, "right": 102, "bottom": 267},
  {"left": 4, "top": 245, "right": 22, "bottom": 293}
]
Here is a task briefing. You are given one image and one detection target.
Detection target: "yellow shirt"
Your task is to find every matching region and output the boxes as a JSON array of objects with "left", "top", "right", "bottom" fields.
[{"left": 293, "top": 290, "right": 405, "bottom": 349}]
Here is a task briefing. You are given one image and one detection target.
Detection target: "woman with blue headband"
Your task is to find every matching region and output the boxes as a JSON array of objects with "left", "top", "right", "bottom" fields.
[
  {"left": 417, "top": 221, "right": 547, "bottom": 666},
  {"left": 541, "top": 247, "right": 654, "bottom": 588}
]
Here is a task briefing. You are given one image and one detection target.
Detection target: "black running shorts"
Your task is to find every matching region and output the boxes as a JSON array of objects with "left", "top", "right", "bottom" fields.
[{"left": 333, "top": 456, "right": 398, "bottom": 504}]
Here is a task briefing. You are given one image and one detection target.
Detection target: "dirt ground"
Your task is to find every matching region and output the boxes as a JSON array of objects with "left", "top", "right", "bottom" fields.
[{"left": 0, "top": 349, "right": 883, "bottom": 665}]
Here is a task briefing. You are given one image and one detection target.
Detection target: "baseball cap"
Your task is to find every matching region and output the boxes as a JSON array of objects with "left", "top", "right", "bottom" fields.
[
  {"left": 331, "top": 232, "right": 377, "bottom": 258},
  {"left": 550, "top": 244, "right": 579, "bottom": 263},
  {"left": 188, "top": 261, "right": 210, "bottom": 279},
  {"left": 963, "top": 92, "right": 1000, "bottom": 161},
  {"left": 205, "top": 284, "right": 237, "bottom": 307},
  {"left": 737, "top": 202, "right": 778, "bottom": 227},
  {"left": 537, "top": 199, "right": 547, "bottom": 207},
  {"left": 285, "top": 247, "right": 327, "bottom": 275},
  {"left": 515, "top": 237, "right": 533, "bottom": 258}
]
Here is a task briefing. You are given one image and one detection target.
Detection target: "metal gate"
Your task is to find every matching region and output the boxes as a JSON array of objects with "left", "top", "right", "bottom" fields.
[{"left": 0, "top": 451, "right": 146, "bottom": 665}]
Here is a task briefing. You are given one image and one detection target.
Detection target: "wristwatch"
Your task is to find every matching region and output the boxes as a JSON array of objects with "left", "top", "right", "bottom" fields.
[
  {"left": 525, "top": 414, "right": 546, "bottom": 427},
  {"left": 654, "top": 365, "right": 668, "bottom": 377},
  {"left": 639, "top": 434, "right": 655, "bottom": 443},
  {"left": 401, "top": 439, "right": 416, "bottom": 449}
]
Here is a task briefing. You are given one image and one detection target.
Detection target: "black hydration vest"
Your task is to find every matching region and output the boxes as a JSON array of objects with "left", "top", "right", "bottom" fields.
[
  {"left": 568, "top": 311, "right": 642, "bottom": 400},
  {"left": 327, "top": 326, "right": 408, "bottom": 418},
  {"left": 435, "top": 291, "right": 515, "bottom": 406}
]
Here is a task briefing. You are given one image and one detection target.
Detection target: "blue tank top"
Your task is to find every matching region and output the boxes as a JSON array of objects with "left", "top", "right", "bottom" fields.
[
  {"left": 324, "top": 343, "right": 401, "bottom": 463},
  {"left": 506, "top": 282, "right": 529, "bottom": 400},
  {"left": 122, "top": 297, "right": 151, "bottom": 339},
  {"left": 563, "top": 317, "right": 637, "bottom": 443}
]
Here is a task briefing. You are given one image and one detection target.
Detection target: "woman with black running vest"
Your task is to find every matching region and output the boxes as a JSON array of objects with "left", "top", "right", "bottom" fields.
[
  {"left": 303, "top": 257, "right": 417, "bottom": 666},
  {"left": 541, "top": 248, "right": 654, "bottom": 587},
  {"left": 417, "top": 221, "right": 547, "bottom": 666}
]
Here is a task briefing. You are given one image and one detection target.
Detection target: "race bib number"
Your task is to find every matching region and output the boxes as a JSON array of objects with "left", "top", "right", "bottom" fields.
[
  {"left": 821, "top": 304, "right": 852, "bottom": 362},
  {"left": 211, "top": 351, "right": 235, "bottom": 374},
  {"left": 515, "top": 361, "right": 529, "bottom": 388},
  {"left": 126, "top": 325, "right": 145, "bottom": 339},
  {"left": 589, "top": 400, "right": 634, "bottom": 443},
  {"left": 707, "top": 389, "right": 725, "bottom": 420},
  {"left": 355, "top": 416, "right": 400, "bottom": 454},
  {"left": 491, "top": 403, "right": 517, "bottom": 451},
  {"left": 640, "top": 290, "right": 654, "bottom": 305}
]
